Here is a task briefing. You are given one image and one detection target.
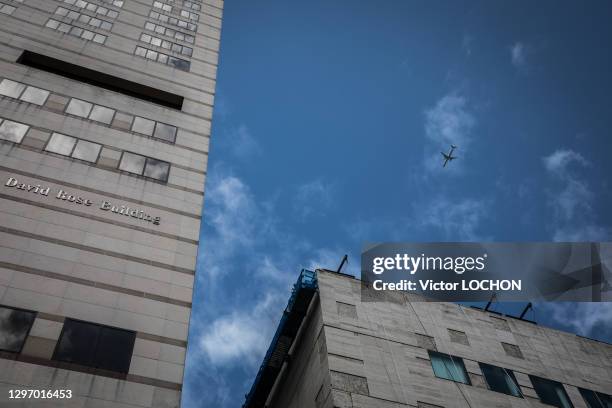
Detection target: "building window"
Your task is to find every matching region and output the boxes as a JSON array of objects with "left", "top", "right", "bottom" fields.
[
  {"left": 45, "top": 19, "right": 107, "bottom": 44},
  {"left": 139, "top": 33, "right": 193, "bottom": 57},
  {"left": 0, "top": 3, "right": 16, "bottom": 15},
  {"left": 132, "top": 116, "right": 155, "bottom": 135},
  {"left": 153, "top": 122, "right": 177, "bottom": 142},
  {"left": 149, "top": 10, "right": 197, "bottom": 31},
  {"left": 0, "top": 119, "right": 29, "bottom": 143},
  {"left": 501, "top": 342, "right": 524, "bottom": 359},
  {"left": 479, "top": 363, "right": 522, "bottom": 397},
  {"left": 153, "top": 1, "right": 172, "bottom": 12},
  {"left": 53, "top": 319, "right": 136, "bottom": 374},
  {"left": 61, "top": 0, "right": 120, "bottom": 19},
  {"left": 579, "top": 388, "right": 612, "bottom": 408},
  {"left": 0, "top": 78, "right": 26, "bottom": 98},
  {"left": 19, "top": 86, "right": 50, "bottom": 105},
  {"left": 119, "top": 151, "right": 170, "bottom": 182},
  {"left": 89, "top": 105, "right": 115, "bottom": 124},
  {"left": 0, "top": 79, "right": 49, "bottom": 105},
  {"left": 45, "top": 133, "right": 102, "bottom": 163},
  {"left": 144, "top": 21, "right": 195, "bottom": 44},
  {"left": 55, "top": 7, "right": 114, "bottom": 31},
  {"left": 134, "top": 46, "right": 191, "bottom": 71},
  {"left": 66, "top": 98, "right": 116, "bottom": 124},
  {"left": 0, "top": 305, "right": 36, "bottom": 353},
  {"left": 529, "top": 376, "right": 574, "bottom": 408},
  {"left": 428, "top": 351, "right": 470, "bottom": 384}
]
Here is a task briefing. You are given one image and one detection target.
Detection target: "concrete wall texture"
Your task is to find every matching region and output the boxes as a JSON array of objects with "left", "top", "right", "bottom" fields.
[
  {"left": 269, "top": 270, "right": 612, "bottom": 408},
  {"left": 0, "top": 0, "right": 222, "bottom": 406}
]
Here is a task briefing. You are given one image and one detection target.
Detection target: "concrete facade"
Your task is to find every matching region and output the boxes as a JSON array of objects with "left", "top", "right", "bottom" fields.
[
  {"left": 0, "top": 0, "right": 222, "bottom": 406},
  {"left": 268, "top": 270, "right": 612, "bottom": 408}
]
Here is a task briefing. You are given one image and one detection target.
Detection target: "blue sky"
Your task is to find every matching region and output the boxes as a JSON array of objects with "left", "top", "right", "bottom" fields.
[{"left": 182, "top": 1, "right": 612, "bottom": 407}]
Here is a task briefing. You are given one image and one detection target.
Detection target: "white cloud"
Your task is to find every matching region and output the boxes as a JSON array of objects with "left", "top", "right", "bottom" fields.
[
  {"left": 419, "top": 198, "right": 489, "bottom": 241},
  {"left": 510, "top": 42, "right": 527, "bottom": 69},
  {"left": 223, "top": 125, "right": 262, "bottom": 159},
  {"left": 555, "top": 178, "right": 593, "bottom": 221},
  {"left": 424, "top": 94, "right": 475, "bottom": 173},
  {"left": 293, "top": 179, "right": 335, "bottom": 219},
  {"left": 193, "top": 170, "right": 351, "bottom": 371},
  {"left": 199, "top": 291, "right": 285, "bottom": 366},
  {"left": 543, "top": 149, "right": 589, "bottom": 177},
  {"left": 538, "top": 303, "right": 612, "bottom": 338}
]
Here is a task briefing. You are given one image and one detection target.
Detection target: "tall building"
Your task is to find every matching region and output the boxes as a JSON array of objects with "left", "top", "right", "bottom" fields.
[
  {"left": 244, "top": 269, "right": 612, "bottom": 408},
  {"left": 0, "top": 0, "right": 222, "bottom": 406}
]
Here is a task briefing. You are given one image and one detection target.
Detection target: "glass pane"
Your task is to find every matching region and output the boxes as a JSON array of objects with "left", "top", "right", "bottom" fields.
[
  {"left": 153, "top": 123, "right": 176, "bottom": 142},
  {"left": 597, "top": 393, "right": 612, "bottom": 408},
  {"left": 19, "top": 86, "right": 50, "bottom": 105},
  {"left": 119, "top": 152, "right": 146, "bottom": 174},
  {"left": 0, "top": 120, "right": 29, "bottom": 143},
  {"left": 66, "top": 98, "right": 93, "bottom": 117},
  {"left": 144, "top": 158, "right": 170, "bottom": 181},
  {"left": 530, "top": 376, "right": 574, "bottom": 408},
  {"left": 429, "top": 351, "right": 469, "bottom": 384},
  {"left": 53, "top": 319, "right": 100, "bottom": 367},
  {"left": 72, "top": 139, "right": 101, "bottom": 162},
  {"left": 94, "top": 327, "right": 135, "bottom": 373},
  {"left": 480, "top": 363, "right": 522, "bottom": 397},
  {"left": 580, "top": 389, "right": 603, "bottom": 408},
  {"left": 89, "top": 105, "right": 114, "bottom": 124},
  {"left": 46, "top": 133, "right": 77, "bottom": 156},
  {"left": 0, "top": 79, "right": 26, "bottom": 98},
  {"left": 132, "top": 117, "right": 155, "bottom": 135},
  {"left": 0, "top": 306, "right": 36, "bottom": 352}
]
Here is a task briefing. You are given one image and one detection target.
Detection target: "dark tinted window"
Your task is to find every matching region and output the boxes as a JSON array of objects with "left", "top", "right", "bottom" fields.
[
  {"left": 580, "top": 388, "right": 612, "bottom": 408},
  {"left": 479, "top": 363, "right": 522, "bottom": 397},
  {"left": 53, "top": 319, "right": 136, "bottom": 374},
  {"left": 0, "top": 305, "right": 36, "bottom": 352},
  {"left": 530, "top": 376, "right": 574, "bottom": 408}
]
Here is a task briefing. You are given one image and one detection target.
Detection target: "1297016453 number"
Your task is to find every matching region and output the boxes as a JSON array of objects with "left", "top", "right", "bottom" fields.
[{"left": 8, "top": 389, "right": 72, "bottom": 399}]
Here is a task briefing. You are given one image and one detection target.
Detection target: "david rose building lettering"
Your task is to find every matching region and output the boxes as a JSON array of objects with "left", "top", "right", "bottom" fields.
[{"left": 5, "top": 176, "right": 161, "bottom": 225}]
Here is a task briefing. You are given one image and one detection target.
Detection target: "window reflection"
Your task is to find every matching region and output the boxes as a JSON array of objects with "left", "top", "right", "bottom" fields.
[
  {"left": 72, "top": 139, "right": 101, "bottom": 162},
  {"left": 153, "top": 122, "right": 177, "bottom": 142},
  {"left": 530, "top": 376, "right": 574, "bottom": 408},
  {"left": 119, "top": 151, "right": 146, "bottom": 174},
  {"left": 479, "top": 363, "right": 522, "bottom": 397},
  {"left": 89, "top": 105, "right": 115, "bottom": 124},
  {"left": 0, "top": 79, "right": 26, "bottom": 98},
  {"left": 429, "top": 351, "right": 470, "bottom": 384},
  {"left": 53, "top": 319, "right": 135, "bottom": 373},
  {"left": 0, "top": 305, "right": 36, "bottom": 353},
  {"left": 132, "top": 117, "right": 155, "bottom": 136},
  {"left": 144, "top": 158, "right": 170, "bottom": 181},
  {"left": 19, "top": 86, "right": 50, "bottom": 105},
  {"left": 0, "top": 119, "right": 29, "bottom": 143},
  {"left": 66, "top": 98, "right": 93, "bottom": 117},
  {"left": 46, "top": 133, "right": 77, "bottom": 156}
]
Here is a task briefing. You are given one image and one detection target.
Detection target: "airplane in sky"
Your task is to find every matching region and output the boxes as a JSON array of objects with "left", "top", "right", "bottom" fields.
[{"left": 441, "top": 145, "right": 457, "bottom": 167}]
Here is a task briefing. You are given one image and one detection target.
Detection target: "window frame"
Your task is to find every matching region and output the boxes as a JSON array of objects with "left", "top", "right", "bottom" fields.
[
  {"left": 0, "top": 304, "right": 37, "bottom": 354},
  {"left": 52, "top": 318, "right": 136, "bottom": 374},
  {"left": 478, "top": 362, "right": 523, "bottom": 398},
  {"left": 44, "top": 132, "right": 102, "bottom": 164},
  {"left": 428, "top": 350, "right": 471, "bottom": 385},
  {"left": 579, "top": 388, "right": 612, "bottom": 408},
  {"left": 118, "top": 150, "right": 171, "bottom": 182},
  {"left": 529, "top": 375, "right": 574, "bottom": 408}
]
